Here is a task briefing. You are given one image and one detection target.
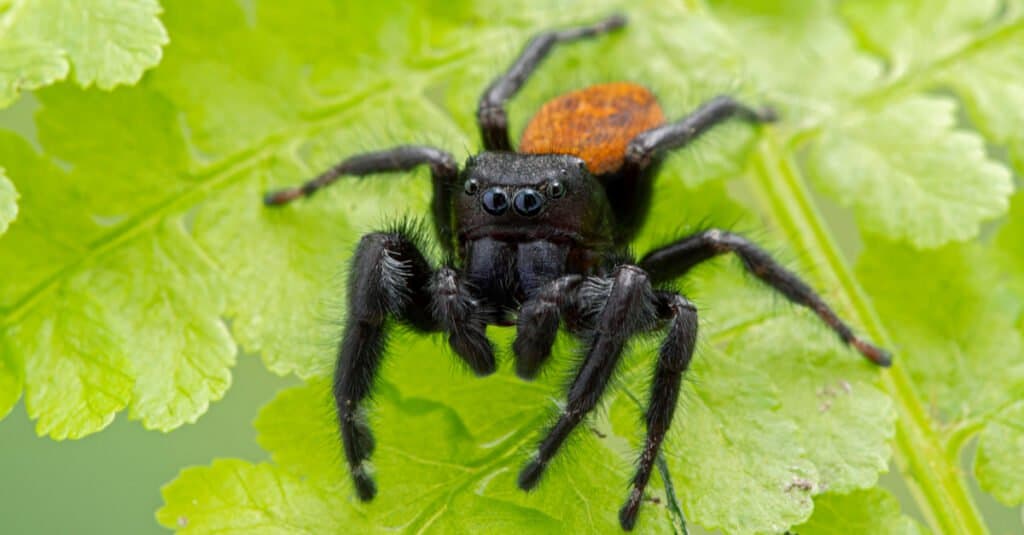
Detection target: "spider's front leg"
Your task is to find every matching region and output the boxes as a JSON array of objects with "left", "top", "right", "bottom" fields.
[
  {"left": 513, "top": 274, "right": 583, "bottom": 379},
  {"left": 431, "top": 267, "right": 498, "bottom": 376},
  {"left": 620, "top": 291, "right": 698, "bottom": 530},
  {"left": 335, "top": 230, "right": 436, "bottom": 500},
  {"left": 516, "top": 267, "right": 698, "bottom": 531},
  {"left": 335, "top": 231, "right": 495, "bottom": 501},
  {"left": 518, "top": 265, "right": 658, "bottom": 490}
]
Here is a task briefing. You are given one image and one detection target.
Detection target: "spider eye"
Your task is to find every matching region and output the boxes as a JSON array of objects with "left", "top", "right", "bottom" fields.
[
  {"left": 513, "top": 188, "right": 544, "bottom": 216},
  {"left": 464, "top": 179, "right": 480, "bottom": 195},
  {"left": 482, "top": 188, "right": 510, "bottom": 215},
  {"left": 547, "top": 179, "right": 566, "bottom": 199}
]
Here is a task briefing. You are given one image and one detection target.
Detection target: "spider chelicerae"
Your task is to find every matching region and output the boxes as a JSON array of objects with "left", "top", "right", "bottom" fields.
[{"left": 265, "top": 13, "right": 891, "bottom": 531}]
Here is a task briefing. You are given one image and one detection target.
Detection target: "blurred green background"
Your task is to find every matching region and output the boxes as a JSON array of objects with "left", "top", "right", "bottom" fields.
[{"left": 0, "top": 355, "right": 295, "bottom": 534}]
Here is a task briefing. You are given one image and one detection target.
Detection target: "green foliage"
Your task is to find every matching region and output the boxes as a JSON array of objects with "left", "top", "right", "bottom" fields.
[
  {"left": 0, "top": 0, "right": 168, "bottom": 107},
  {"left": 842, "top": 0, "right": 1024, "bottom": 164},
  {"left": 792, "top": 488, "right": 925, "bottom": 535},
  {"left": 858, "top": 239, "right": 1024, "bottom": 426},
  {"left": 807, "top": 95, "right": 1012, "bottom": 248},
  {"left": 972, "top": 193, "right": 1024, "bottom": 509},
  {"left": 976, "top": 401, "right": 1024, "bottom": 506},
  {"left": 0, "top": 0, "right": 1021, "bottom": 533},
  {"left": 158, "top": 458, "right": 350, "bottom": 534},
  {"left": 857, "top": 236, "right": 1024, "bottom": 512},
  {"left": 0, "top": 0, "right": 168, "bottom": 229},
  {"left": 0, "top": 165, "right": 14, "bottom": 235}
]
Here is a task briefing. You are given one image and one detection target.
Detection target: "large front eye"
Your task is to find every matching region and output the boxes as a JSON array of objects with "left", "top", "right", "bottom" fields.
[
  {"left": 464, "top": 179, "right": 480, "bottom": 195},
  {"left": 482, "top": 187, "right": 509, "bottom": 215},
  {"left": 547, "top": 179, "right": 566, "bottom": 198},
  {"left": 513, "top": 188, "right": 544, "bottom": 217}
]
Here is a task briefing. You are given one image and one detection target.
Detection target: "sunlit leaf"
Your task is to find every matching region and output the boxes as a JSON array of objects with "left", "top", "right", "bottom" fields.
[
  {"left": 792, "top": 487, "right": 925, "bottom": 535},
  {"left": 0, "top": 165, "right": 15, "bottom": 234},
  {"left": 0, "top": 0, "right": 168, "bottom": 107}
]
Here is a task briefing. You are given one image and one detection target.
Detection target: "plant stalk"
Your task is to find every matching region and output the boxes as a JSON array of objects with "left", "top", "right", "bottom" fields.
[{"left": 748, "top": 136, "right": 988, "bottom": 535}]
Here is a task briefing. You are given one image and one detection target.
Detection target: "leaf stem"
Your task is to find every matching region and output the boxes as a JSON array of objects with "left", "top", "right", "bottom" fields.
[
  {"left": 656, "top": 454, "right": 689, "bottom": 535},
  {"left": 748, "top": 135, "right": 988, "bottom": 535},
  {"left": 944, "top": 420, "right": 985, "bottom": 461}
]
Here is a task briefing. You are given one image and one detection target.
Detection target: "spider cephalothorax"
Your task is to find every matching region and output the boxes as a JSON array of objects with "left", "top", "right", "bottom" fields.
[{"left": 265, "top": 13, "right": 890, "bottom": 531}]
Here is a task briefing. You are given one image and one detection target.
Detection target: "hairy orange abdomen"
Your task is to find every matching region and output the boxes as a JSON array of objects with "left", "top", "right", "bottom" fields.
[{"left": 520, "top": 82, "right": 665, "bottom": 175}]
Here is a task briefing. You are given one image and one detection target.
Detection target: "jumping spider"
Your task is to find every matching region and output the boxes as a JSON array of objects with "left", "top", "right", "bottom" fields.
[{"left": 265, "top": 13, "right": 891, "bottom": 531}]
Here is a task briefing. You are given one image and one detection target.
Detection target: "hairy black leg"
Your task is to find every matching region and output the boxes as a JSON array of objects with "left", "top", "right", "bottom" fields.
[
  {"left": 639, "top": 229, "right": 892, "bottom": 366},
  {"left": 432, "top": 267, "right": 498, "bottom": 376},
  {"left": 620, "top": 292, "right": 698, "bottom": 531},
  {"left": 605, "top": 96, "right": 774, "bottom": 247},
  {"left": 263, "top": 145, "right": 460, "bottom": 249},
  {"left": 623, "top": 96, "right": 776, "bottom": 171},
  {"left": 477, "top": 13, "right": 627, "bottom": 151},
  {"left": 519, "top": 265, "right": 656, "bottom": 490},
  {"left": 513, "top": 274, "right": 583, "bottom": 380},
  {"left": 334, "top": 231, "right": 436, "bottom": 501}
]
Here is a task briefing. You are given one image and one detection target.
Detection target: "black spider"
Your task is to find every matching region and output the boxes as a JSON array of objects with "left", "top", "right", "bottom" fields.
[{"left": 265, "top": 14, "right": 891, "bottom": 531}]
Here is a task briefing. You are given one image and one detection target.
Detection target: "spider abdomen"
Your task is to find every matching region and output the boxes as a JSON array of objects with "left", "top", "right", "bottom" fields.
[{"left": 520, "top": 82, "right": 665, "bottom": 175}]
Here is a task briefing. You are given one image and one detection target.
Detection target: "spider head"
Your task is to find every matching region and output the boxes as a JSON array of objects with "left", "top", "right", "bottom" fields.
[{"left": 455, "top": 152, "right": 613, "bottom": 243}]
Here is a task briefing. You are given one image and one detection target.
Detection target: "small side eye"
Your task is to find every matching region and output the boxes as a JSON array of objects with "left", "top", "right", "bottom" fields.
[
  {"left": 547, "top": 180, "right": 566, "bottom": 198},
  {"left": 464, "top": 179, "right": 480, "bottom": 195}
]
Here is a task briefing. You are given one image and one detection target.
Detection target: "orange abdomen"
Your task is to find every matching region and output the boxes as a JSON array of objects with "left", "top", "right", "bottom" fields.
[{"left": 519, "top": 82, "right": 665, "bottom": 175}]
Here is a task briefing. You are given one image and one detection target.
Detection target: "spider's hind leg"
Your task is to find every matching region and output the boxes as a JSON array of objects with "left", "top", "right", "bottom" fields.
[
  {"left": 477, "top": 13, "right": 627, "bottom": 151},
  {"left": 623, "top": 96, "right": 776, "bottom": 172},
  {"left": 603, "top": 96, "right": 775, "bottom": 245}
]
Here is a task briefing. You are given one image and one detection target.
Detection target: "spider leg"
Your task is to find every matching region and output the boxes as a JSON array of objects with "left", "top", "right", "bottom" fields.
[
  {"left": 604, "top": 96, "right": 774, "bottom": 245},
  {"left": 518, "top": 265, "right": 656, "bottom": 490},
  {"left": 477, "top": 13, "right": 627, "bottom": 151},
  {"left": 337, "top": 232, "right": 499, "bottom": 501},
  {"left": 431, "top": 267, "right": 498, "bottom": 376},
  {"left": 513, "top": 274, "right": 583, "bottom": 380},
  {"left": 620, "top": 291, "right": 698, "bottom": 531},
  {"left": 639, "top": 229, "right": 891, "bottom": 366},
  {"left": 335, "top": 230, "right": 437, "bottom": 501},
  {"left": 623, "top": 96, "right": 776, "bottom": 172},
  {"left": 263, "top": 145, "right": 460, "bottom": 250}
]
